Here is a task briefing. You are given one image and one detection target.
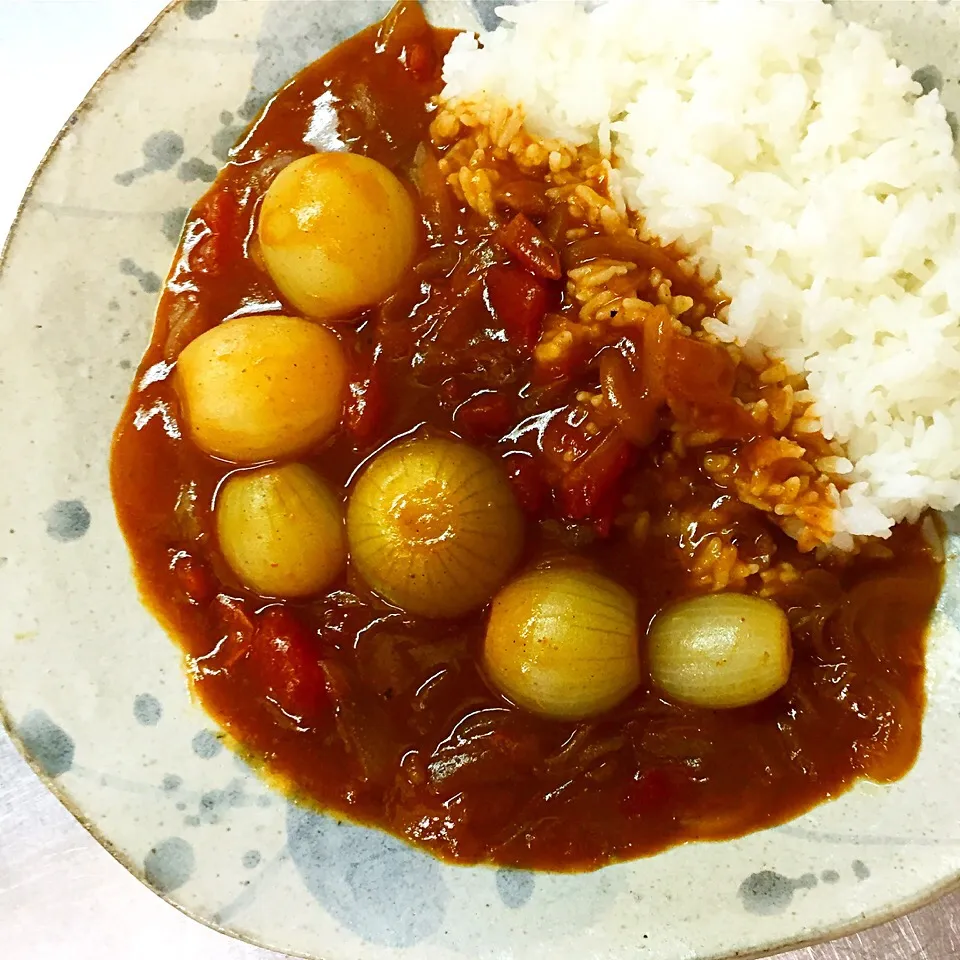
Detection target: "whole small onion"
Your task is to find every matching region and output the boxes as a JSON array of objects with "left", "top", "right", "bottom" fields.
[
  {"left": 258, "top": 153, "right": 418, "bottom": 320},
  {"left": 483, "top": 567, "right": 641, "bottom": 720},
  {"left": 174, "top": 314, "right": 346, "bottom": 463},
  {"left": 647, "top": 593, "right": 792, "bottom": 709},
  {"left": 216, "top": 463, "right": 346, "bottom": 598},
  {"left": 346, "top": 437, "right": 523, "bottom": 618}
]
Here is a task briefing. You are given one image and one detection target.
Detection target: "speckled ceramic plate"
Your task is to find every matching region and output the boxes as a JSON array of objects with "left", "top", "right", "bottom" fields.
[{"left": 4, "top": 2, "right": 960, "bottom": 959}]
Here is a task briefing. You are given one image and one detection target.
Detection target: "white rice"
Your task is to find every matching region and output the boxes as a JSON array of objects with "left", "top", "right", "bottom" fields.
[{"left": 441, "top": 0, "right": 960, "bottom": 542}]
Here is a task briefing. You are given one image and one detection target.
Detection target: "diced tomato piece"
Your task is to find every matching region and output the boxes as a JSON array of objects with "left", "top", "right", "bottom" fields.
[
  {"left": 485, "top": 265, "right": 548, "bottom": 352},
  {"left": 163, "top": 292, "right": 213, "bottom": 361},
  {"left": 558, "top": 427, "right": 632, "bottom": 528},
  {"left": 599, "top": 348, "right": 661, "bottom": 447},
  {"left": 495, "top": 214, "right": 562, "bottom": 280},
  {"left": 377, "top": 0, "right": 431, "bottom": 57},
  {"left": 541, "top": 413, "right": 630, "bottom": 532},
  {"left": 199, "top": 187, "right": 232, "bottom": 234},
  {"left": 189, "top": 189, "right": 236, "bottom": 278},
  {"left": 377, "top": 0, "right": 438, "bottom": 82},
  {"left": 345, "top": 359, "right": 385, "bottom": 443},
  {"left": 663, "top": 336, "right": 757, "bottom": 440},
  {"left": 435, "top": 378, "right": 468, "bottom": 418},
  {"left": 171, "top": 551, "right": 217, "bottom": 605},
  {"left": 254, "top": 606, "right": 331, "bottom": 726},
  {"left": 209, "top": 595, "right": 257, "bottom": 671},
  {"left": 621, "top": 768, "right": 680, "bottom": 819},
  {"left": 405, "top": 41, "right": 436, "bottom": 81},
  {"left": 454, "top": 391, "right": 513, "bottom": 439},
  {"left": 664, "top": 336, "right": 737, "bottom": 408},
  {"left": 503, "top": 451, "right": 545, "bottom": 514}
]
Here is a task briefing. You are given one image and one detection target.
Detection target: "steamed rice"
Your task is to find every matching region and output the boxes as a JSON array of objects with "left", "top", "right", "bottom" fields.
[{"left": 441, "top": 0, "right": 960, "bottom": 543}]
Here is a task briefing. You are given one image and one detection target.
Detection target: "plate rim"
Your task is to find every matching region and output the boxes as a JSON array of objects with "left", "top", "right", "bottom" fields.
[{"left": 1, "top": 1, "right": 959, "bottom": 958}]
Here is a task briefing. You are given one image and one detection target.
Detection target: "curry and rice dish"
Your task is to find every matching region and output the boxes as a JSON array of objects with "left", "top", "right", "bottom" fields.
[{"left": 111, "top": 1, "right": 952, "bottom": 869}]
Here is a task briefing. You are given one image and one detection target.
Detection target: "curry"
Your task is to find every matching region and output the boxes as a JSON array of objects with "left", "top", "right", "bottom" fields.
[{"left": 111, "top": 2, "right": 941, "bottom": 870}]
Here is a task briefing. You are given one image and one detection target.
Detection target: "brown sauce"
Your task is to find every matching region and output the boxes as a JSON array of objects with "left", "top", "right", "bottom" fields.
[{"left": 111, "top": 3, "right": 942, "bottom": 870}]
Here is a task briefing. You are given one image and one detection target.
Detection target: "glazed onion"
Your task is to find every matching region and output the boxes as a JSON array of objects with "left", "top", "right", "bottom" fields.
[
  {"left": 483, "top": 568, "right": 641, "bottom": 720},
  {"left": 216, "top": 463, "right": 346, "bottom": 597},
  {"left": 346, "top": 437, "right": 523, "bottom": 617},
  {"left": 647, "top": 593, "right": 792, "bottom": 709},
  {"left": 174, "top": 314, "right": 346, "bottom": 463},
  {"left": 257, "top": 153, "right": 418, "bottom": 320}
]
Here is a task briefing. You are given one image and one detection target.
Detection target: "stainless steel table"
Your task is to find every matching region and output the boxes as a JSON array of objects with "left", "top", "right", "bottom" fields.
[{"left": 1, "top": 3, "right": 957, "bottom": 958}]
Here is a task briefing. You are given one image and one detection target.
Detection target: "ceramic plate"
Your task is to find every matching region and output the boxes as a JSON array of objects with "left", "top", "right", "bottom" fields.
[{"left": 3, "top": 2, "right": 960, "bottom": 958}]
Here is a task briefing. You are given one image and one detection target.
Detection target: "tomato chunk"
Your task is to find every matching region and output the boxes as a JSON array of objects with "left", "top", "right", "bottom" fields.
[
  {"left": 503, "top": 451, "right": 545, "bottom": 514},
  {"left": 171, "top": 550, "right": 216, "bottom": 605},
  {"left": 405, "top": 41, "right": 436, "bottom": 81},
  {"left": 189, "top": 190, "right": 236, "bottom": 278},
  {"left": 254, "top": 607, "right": 331, "bottom": 726},
  {"left": 664, "top": 336, "right": 737, "bottom": 407},
  {"left": 454, "top": 391, "right": 513, "bottom": 438},
  {"left": 486, "top": 264, "right": 548, "bottom": 352},
  {"left": 496, "top": 214, "right": 562, "bottom": 280},
  {"left": 621, "top": 768, "right": 682, "bottom": 819},
  {"left": 208, "top": 595, "right": 257, "bottom": 672},
  {"left": 558, "top": 427, "right": 632, "bottom": 531},
  {"left": 599, "top": 348, "right": 661, "bottom": 447},
  {"left": 345, "top": 357, "right": 385, "bottom": 443}
]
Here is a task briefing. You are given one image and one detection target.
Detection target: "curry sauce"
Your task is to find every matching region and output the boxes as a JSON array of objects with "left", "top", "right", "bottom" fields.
[{"left": 111, "top": 3, "right": 941, "bottom": 870}]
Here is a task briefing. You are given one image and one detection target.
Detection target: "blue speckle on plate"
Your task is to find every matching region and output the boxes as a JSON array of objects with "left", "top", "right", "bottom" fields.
[
  {"left": 211, "top": 115, "right": 248, "bottom": 162},
  {"left": 287, "top": 804, "right": 448, "bottom": 946},
  {"left": 161, "top": 207, "right": 190, "bottom": 245},
  {"left": 471, "top": 0, "right": 506, "bottom": 32},
  {"left": 116, "top": 131, "right": 185, "bottom": 185},
  {"left": 912, "top": 64, "right": 944, "bottom": 95},
  {"left": 133, "top": 693, "right": 163, "bottom": 726},
  {"left": 119, "top": 258, "right": 162, "bottom": 294},
  {"left": 185, "top": 0, "right": 218, "bottom": 19},
  {"left": 161, "top": 774, "right": 183, "bottom": 793},
  {"left": 199, "top": 789, "right": 228, "bottom": 824},
  {"left": 17, "top": 710, "right": 75, "bottom": 777},
  {"left": 192, "top": 729, "right": 223, "bottom": 759},
  {"left": 738, "top": 871, "right": 817, "bottom": 916},
  {"left": 144, "top": 837, "right": 195, "bottom": 892},
  {"left": 142, "top": 131, "right": 184, "bottom": 170},
  {"left": 178, "top": 157, "right": 218, "bottom": 183},
  {"left": 496, "top": 868, "right": 535, "bottom": 908},
  {"left": 44, "top": 500, "right": 90, "bottom": 542}
]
